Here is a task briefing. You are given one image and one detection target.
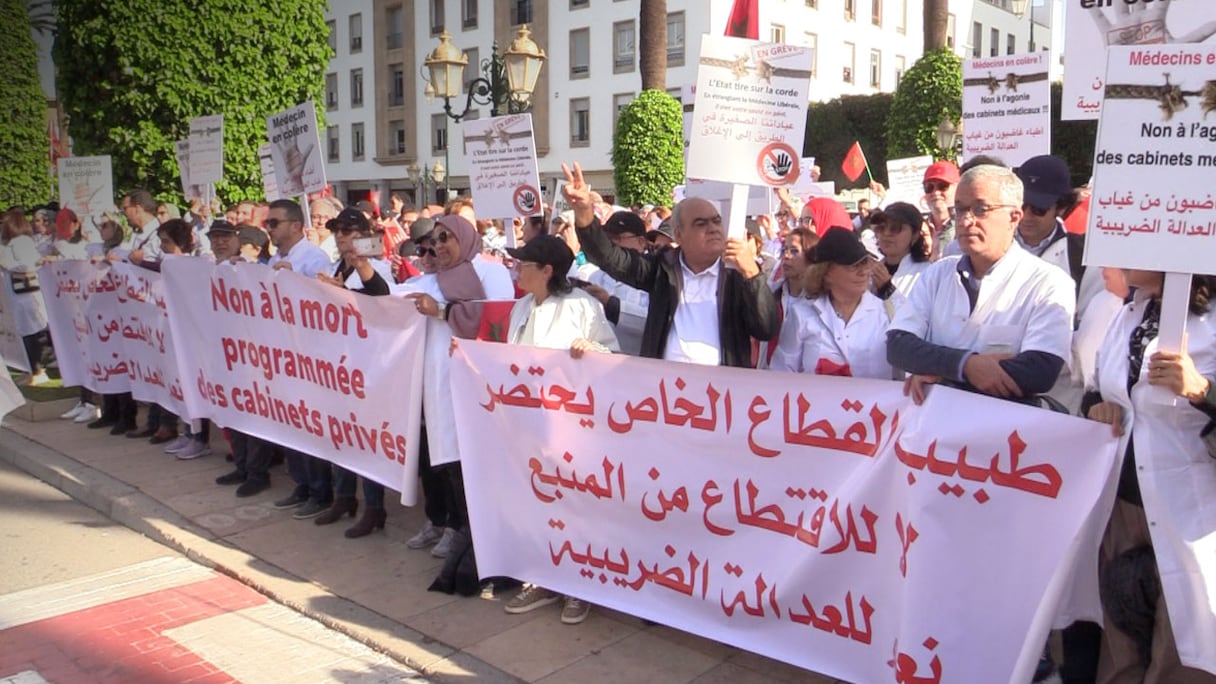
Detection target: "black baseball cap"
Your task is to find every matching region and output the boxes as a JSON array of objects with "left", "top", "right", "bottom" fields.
[
  {"left": 812, "top": 227, "right": 869, "bottom": 265},
  {"left": 870, "top": 202, "right": 923, "bottom": 231},
  {"left": 603, "top": 211, "right": 648, "bottom": 238},
  {"left": 410, "top": 216, "right": 436, "bottom": 243},
  {"left": 207, "top": 220, "right": 238, "bottom": 236},
  {"left": 1016, "top": 155, "right": 1072, "bottom": 210},
  {"left": 506, "top": 234, "right": 574, "bottom": 274},
  {"left": 326, "top": 207, "right": 372, "bottom": 234}
]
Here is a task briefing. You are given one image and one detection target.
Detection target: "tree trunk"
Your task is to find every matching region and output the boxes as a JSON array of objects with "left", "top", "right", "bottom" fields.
[
  {"left": 639, "top": 0, "right": 666, "bottom": 91},
  {"left": 923, "top": 0, "right": 949, "bottom": 53}
]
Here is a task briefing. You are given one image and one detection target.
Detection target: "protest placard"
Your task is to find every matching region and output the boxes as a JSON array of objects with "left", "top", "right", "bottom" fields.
[
  {"left": 687, "top": 36, "right": 814, "bottom": 187},
  {"left": 883, "top": 155, "right": 934, "bottom": 209},
  {"left": 962, "top": 52, "right": 1051, "bottom": 167},
  {"left": 188, "top": 115, "right": 224, "bottom": 185},
  {"left": 258, "top": 143, "right": 281, "bottom": 202},
  {"left": 462, "top": 114, "right": 542, "bottom": 219},
  {"left": 1062, "top": 0, "right": 1216, "bottom": 120},
  {"left": 1082, "top": 44, "right": 1216, "bottom": 274},
  {"left": 56, "top": 156, "right": 113, "bottom": 218},
  {"left": 161, "top": 257, "right": 425, "bottom": 501},
  {"left": 265, "top": 101, "right": 327, "bottom": 197},
  {"left": 174, "top": 140, "right": 205, "bottom": 204},
  {"left": 0, "top": 276, "right": 30, "bottom": 372},
  {"left": 451, "top": 342, "right": 1119, "bottom": 684}
]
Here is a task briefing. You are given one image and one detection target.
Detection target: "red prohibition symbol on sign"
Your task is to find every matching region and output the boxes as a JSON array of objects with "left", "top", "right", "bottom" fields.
[
  {"left": 756, "top": 142, "right": 800, "bottom": 186},
  {"left": 513, "top": 184, "right": 541, "bottom": 215}
]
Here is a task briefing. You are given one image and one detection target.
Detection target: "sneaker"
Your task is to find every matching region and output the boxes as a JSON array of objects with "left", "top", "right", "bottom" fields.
[
  {"left": 61, "top": 401, "right": 86, "bottom": 419},
  {"left": 407, "top": 522, "right": 444, "bottom": 549},
  {"left": 235, "top": 479, "right": 270, "bottom": 498},
  {"left": 163, "top": 435, "right": 192, "bottom": 454},
  {"left": 504, "top": 585, "right": 560, "bottom": 614},
  {"left": 73, "top": 403, "right": 101, "bottom": 423},
  {"left": 560, "top": 597, "right": 591, "bottom": 625},
  {"left": 431, "top": 528, "right": 457, "bottom": 558},
  {"left": 175, "top": 441, "right": 211, "bottom": 460},
  {"left": 272, "top": 493, "right": 307, "bottom": 509},
  {"left": 292, "top": 500, "right": 330, "bottom": 520},
  {"left": 215, "top": 470, "right": 246, "bottom": 485},
  {"left": 27, "top": 370, "right": 50, "bottom": 386}
]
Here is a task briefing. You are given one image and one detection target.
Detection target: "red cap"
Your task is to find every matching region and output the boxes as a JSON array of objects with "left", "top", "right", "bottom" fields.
[{"left": 923, "top": 160, "right": 960, "bottom": 186}]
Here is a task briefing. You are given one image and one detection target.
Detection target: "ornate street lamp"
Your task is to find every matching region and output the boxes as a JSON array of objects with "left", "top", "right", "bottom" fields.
[
  {"left": 1010, "top": 0, "right": 1036, "bottom": 52},
  {"left": 423, "top": 25, "right": 547, "bottom": 122},
  {"left": 936, "top": 117, "right": 962, "bottom": 161},
  {"left": 406, "top": 160, "right": 447, "bottom": 206}
]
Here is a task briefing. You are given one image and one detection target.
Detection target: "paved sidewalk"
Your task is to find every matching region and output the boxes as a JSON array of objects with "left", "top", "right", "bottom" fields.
[{"left": 0, "top": 410, "right": 847, "bottom": 684}]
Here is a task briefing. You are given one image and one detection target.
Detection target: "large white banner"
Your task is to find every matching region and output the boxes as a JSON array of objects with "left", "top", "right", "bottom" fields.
[
  {"left": 463, "top": 114, "right": 542, "bottom": 219},
  {"left": 266, "top": 101, "right": 327, "bottom": 197},
  {"left": 38, "top": 261, "right": 186, "bottom": 414},
  {"left": 0, "top": 274, "right": 30, "bottom": 371},
  {"left": 687, "top": 36, "right": 814, "bottom": 187},
  {"left": 450, "top": 343, "right": 1120, "bottom": 684},
  {"left": 1062, "top": 0, "right": 1216, "bottom": 119},
  {"left": 1083, "top": 44, "right": 1216, "bottom": 272},
  {"left": 161, "top": 257, "right": 425, "bottom": 501},
  {"left": 962, "top": 52, "right": 1051, "bottom": 167},
  {"left": 56, "top": 156, "right": 113, "bottom": 219}
]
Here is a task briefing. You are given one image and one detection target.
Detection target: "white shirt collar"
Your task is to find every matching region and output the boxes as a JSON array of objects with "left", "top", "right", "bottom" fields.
[{"left": 679, "top": 255, "right": 721, "bottom": 278}]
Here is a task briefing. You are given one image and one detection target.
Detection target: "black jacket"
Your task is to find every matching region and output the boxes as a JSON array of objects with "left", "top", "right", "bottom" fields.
[{"left": 576, "top": 218, "right": 779, "bottom": 367}]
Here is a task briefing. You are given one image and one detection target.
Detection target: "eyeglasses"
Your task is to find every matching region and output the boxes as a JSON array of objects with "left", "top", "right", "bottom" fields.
[
  {"left": 1022, "top": 204, "right": 1051, "bottom": 217},
  {"left": 923, "top": 181, "right": 951, "bottom": 194},
  {"left": 264, "top": 218, "right": 295, "bottom": 229},
  {"left": 950, "top": 204, "right": 1015, "bottom": 220},
  {"left": 435, "top": 231, "right": 454, "bottom": 244}
]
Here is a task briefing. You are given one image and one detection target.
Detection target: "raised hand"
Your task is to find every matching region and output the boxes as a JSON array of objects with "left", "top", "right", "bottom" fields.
[{"left": 560, "top": 162, "right": 595, "bottom": 228}]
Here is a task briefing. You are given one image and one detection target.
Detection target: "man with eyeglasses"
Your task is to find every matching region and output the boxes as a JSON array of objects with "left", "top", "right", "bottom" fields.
[
  {"left": 309, "top": 196, "right": 343, "bottom": 263},
  {"left": 887, "top": 164, "right": 1076, "bottom": 408},
  {"left": 922, "top": 160, "right": 960, "bottom": 260},
  {"left": 564, "top": 163, "right": 779, "bottom": 367}
]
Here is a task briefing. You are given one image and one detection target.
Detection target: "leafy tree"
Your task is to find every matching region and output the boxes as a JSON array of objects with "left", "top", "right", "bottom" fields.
[
  {"left": 53, "top": 0, "right": 332, "bottom": 204},
  {"left": 1050, "top": 82, "right": 1098, "bottom": 187},
  {"left": 0, "top": 0, "right": 51, "bottom": 208},
  {"left": 923, "top": 0, "right": 949, "bottom": 53},
  {"left": 611, "top": 90, "right": 683, "bottom": 207},
  {"left": 803, "top": 93, "right": 894, "bottom": 190},
  {"left": 886, "top": 49, "right": 962, "bottom": 161}
]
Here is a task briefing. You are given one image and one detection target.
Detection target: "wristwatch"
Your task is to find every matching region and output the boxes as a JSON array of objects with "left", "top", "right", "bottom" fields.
[{"left": 439, "top": 302, "right": 451, "bottom": 321}]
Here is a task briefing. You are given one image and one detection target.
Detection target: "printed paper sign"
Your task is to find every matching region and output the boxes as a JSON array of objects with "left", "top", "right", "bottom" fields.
[
  {"left": 962, "top": 52, "right": 1051, "bottom": 167},
  {"left": 687, "top": 36, "right": 814, "bottom": 187},
  {"left": 161, "top": 257, "right": 425, "bottom": 501},
  {"left": 56, "top": 156, "right": 113, "bottom": 218},
  {"left": 450, "top": 342, "right": 1119, "bottom": 684},
  {"left": 266, "top": 101, "right": 327, "bottom": 197},
  {"left": 188, "top": 114, "right": 224, "bottom": 184},
  {"left": 1083, "top": 44, "right": 1216, "bottom": 272},
  {"left": 1062, "top": 0, "right": 1216, "bottom": 120},
  {"left": 884, "top": 156, "right": 934, "bottom": 210},
  {"left": 0, "top": 276, "right": 30, "bottom": 371},
  {"left": 174, "top": 141, "right": 206, "bottom": 204},
  {"left": 462, "top": 114, "right": 542, "bottom": 218},
  {"left": 258, "top": 143, "right": 281, "bottom": 202}
]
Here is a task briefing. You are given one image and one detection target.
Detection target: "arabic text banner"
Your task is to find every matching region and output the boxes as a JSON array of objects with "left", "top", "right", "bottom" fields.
[
  {"left": 450, "top": 342, "right": 1120, "bottom": 684},
  {"left": 38, "top": 261, "right": 187, "bottom": 415},
  {"left": 161, "top": 257, "right": 425, "bottom": 502}
]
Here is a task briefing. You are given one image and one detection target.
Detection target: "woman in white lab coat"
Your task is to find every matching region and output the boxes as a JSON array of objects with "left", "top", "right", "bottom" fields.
[{"left": 1085, "top": 271, "right": 1216, "bottom": 683}]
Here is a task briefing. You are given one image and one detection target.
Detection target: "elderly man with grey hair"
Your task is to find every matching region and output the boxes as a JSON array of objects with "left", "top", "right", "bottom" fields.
[{"left": 887, "top": 164, "right": 1076, "bottom": 407}]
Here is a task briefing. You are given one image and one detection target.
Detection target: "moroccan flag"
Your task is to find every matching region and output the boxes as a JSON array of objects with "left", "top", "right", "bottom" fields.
[
  {"left": 841, "top": 141, "right": 869, "bottom": 183},
  {"left": 725, "top": 0, "right": 758, "bottom": 39},
  {"left": 476, "top": 300, "right": 518, "bottom": 343}
]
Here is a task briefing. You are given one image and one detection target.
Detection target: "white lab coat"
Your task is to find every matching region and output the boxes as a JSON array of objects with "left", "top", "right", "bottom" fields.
[
  {"left": 771, "top": 292, "right": 893, "bottom": 380},
  {"left": 506, "top": 288, "right": 620, "bottom": 353},
  {"left": 0, "top": 236, "right": 48, "bottom": 336},
  {"left": 1090, "top": 294, "right": 1216, "bottom": 674}
]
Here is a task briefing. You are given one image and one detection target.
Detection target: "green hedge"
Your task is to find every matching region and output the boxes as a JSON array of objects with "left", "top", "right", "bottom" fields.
[
  {"left": 804, "top": 93, "right": 894, "bottom": 189},
  {"left": 0, "top": 0, "right": 50, "bottom": 209},
  {"left": 886, "top": 49, "right": 963, "bottom": 162}
]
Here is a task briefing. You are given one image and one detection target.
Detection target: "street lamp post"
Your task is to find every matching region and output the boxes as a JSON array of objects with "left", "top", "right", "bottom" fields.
[
  {"left": 1011, "top": 0, "right": 1036, "bottom": 52},
  {"left": 422, "top": 25, "right": 546, "bottom": 197},
  {"left": 936, "top": 117, "right": 963, "bottom": 162},
  {"left": 406, "top": 160, "right": 446, "bottom": 207}
]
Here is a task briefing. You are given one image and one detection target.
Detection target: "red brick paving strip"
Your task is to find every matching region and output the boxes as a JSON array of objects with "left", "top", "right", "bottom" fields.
[{"left": 0, "top": 575, "right": 268, "bottom": 683}]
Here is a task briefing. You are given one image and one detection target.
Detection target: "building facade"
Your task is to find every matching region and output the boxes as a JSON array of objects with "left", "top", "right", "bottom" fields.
[{"left": 322, "top": 0, "right": 1057, "bottom": 208}]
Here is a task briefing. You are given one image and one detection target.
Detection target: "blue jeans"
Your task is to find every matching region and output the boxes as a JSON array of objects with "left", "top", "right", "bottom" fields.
[
  {"left": 286, "top": 449, "right": 332, "bottom": 504},
  {"left": 333, "top": 465, "right": 385, "bottom": 511}
]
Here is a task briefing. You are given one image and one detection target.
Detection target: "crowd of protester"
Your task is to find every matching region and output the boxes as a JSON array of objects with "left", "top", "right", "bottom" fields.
[{"left": 2, "top": 151, "right": 1214, "bottom": 682}]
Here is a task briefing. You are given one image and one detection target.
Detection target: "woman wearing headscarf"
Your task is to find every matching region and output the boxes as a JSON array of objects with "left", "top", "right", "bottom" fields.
[{"left": 42, "top": 209, "right": 92, "bottom": 262}]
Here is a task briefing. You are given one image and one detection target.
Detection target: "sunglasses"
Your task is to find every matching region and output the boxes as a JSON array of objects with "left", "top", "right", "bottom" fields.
[
  {"left": 264, "top": 218, "right": 294, "bottom": 229},
  {"left": 435, "top": 231, "right": 454, "bottom": 244},
  {"left": 417, "top": 247, "right": 437, "bottom": 258},
  {"left": 1022, "top": 204, "right": 1051, "bottom": 217},
  {"left": 923, "top": 181, "right": 950, "bottom": 194}
]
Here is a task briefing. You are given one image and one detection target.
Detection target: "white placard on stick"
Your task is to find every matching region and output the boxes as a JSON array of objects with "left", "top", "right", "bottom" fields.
[
  {"left": 265, "top": 101, "right": 327, "bottom": 196},
  {"left": 174, "top": 141, "right": 205, "bottom": 204},
  {"left": 962, "top": 52, "right": 1051, "bottom": 167},
  {"left": 188, "top": 114, "right": 224, "bottom": 184},
  {"left": 1082, "top": 44, "right": 1216, "bottom": 275},
  {"left": 57, "top": 156, "right": 113, "bottom": 219},
  {"left": 462, "top": 114, "right": 543, "bottom": 218},
  {"left": 687, "top": 35, "right": 813, "bottom": 188},
  {"left": 884, "top": 156, "right": 934, "bottom": 210},
  {"left": 258, "top": 143, "right": 281, "bottom": 202},
  {"left": 1061, "top": 0, "right": 1216, "bottom": 120}
]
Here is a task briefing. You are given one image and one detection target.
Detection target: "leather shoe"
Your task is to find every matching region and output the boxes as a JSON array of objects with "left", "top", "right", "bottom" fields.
[
  {"left": 345, "top": 509, "right": 387, "bottom": 538},
  {"left": 87, "top": 416, "right": 117, "bottom": 430},
  {"left": 235, "top": 479, "right": 270, "bottom": 498},
  {"left": 110, "top": 422, "right": 136, "bottom": 436},
  {"left": 315, "top": 497, "right": 358, "bottom": 525},
  {"left": 126, "top": 427, "right": 155, "bottom": 439},
  {"left": 149, "top": 428, "right": 177, "bottom": 445},
  {"left": 215, "top": 470, "right": 246, "bottom": 486}
]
